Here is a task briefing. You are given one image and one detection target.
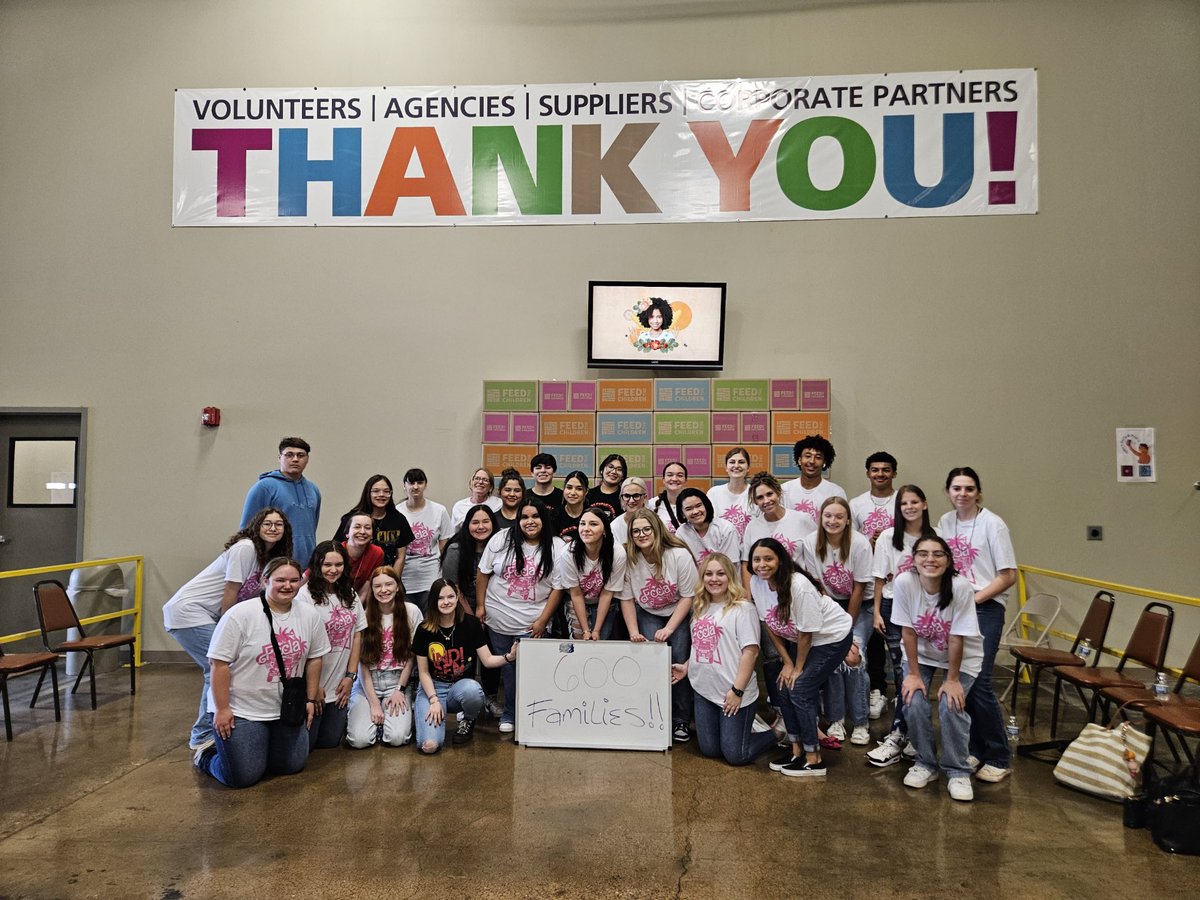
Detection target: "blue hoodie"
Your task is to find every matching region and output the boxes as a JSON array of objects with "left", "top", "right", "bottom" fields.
[{"left": 240, "top": 470, "right": 322, "bottom": 566}]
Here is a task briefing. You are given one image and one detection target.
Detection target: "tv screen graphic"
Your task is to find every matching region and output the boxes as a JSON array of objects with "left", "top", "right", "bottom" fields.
[{"left": 588, "top": 281, "right": 726, "bottom": 370}]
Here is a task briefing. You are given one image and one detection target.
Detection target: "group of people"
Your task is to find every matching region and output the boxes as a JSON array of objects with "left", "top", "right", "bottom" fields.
[{"left": 164, "top": 434, "right": 1017, "bottom": 802}]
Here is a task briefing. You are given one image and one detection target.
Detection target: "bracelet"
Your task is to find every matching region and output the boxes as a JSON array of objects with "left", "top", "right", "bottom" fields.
[
  {"left": 429, "top": 696, "right": 440, "bottom": 703},
  {"left": 306, "top": 699, "right": 317, "bottom": 704},
  {"left": 730, "top": 686, "right": 745, "bottom": 698}
]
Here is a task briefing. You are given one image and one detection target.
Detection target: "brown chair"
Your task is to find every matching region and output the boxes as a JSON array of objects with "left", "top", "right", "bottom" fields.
[
  {"left": 1, "top": 645, "right": 61, "bottom": 741},
  {"left": 32, "top": 579, "right": 137, "bottom": 710},
  {"left": 1008, "top": 590, "right": 1114, "bottom": 726},
  {"left": 1099, "top": 632, "right": 1200, "bottom": 721},
  {"left": 1047, "top": 601, "right": 1174, "bottom": 738},
  {"left": 1141, "top": 703, "right": 1200, "bottom": 787}
]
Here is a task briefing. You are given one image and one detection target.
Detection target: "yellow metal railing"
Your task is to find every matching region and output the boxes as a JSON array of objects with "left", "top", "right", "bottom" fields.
[
  {"left": 0, "top": 555, "right": 143, "bottom": 667},
  {"left": 1016, "top": 564, "right": 1198, "bottom": 676}
]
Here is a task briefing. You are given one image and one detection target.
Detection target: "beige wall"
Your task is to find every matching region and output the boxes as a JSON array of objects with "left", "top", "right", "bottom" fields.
[{"left": 1, "top": 0, "right": 1197, "bottom": 659}]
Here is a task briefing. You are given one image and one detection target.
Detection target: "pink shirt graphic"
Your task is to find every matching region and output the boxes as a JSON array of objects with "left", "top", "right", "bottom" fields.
[
  {"left": 691, "top": 615, "right": 724, "bottom": 664},
  {"left": 579, "top": 566, "right": 605, "bottom": 602},
  {"left": 774, "top": 533, "right": 798, "bottom": 558},
  {"left": 945, "top": 536, "right": 980, "bottom": 584},
  {"left": 823, "top": 561, "right": 853, "bottom": 598},
  {"left": 502, "top": 559, "right": 541, "bottom": 603},
  {"left": 720, "top": 505, "right": 751, "bottom": 539},
  {"left": 324, "top": 604, "right": 356, "bottom": 650},
  {"left": 639, "top": 575, "right": 678, "bottom": 611},
  {"left": 861, "top": 508, "right": 893, "bottom": 542},
  {"left": 793, "top": 498, "right": 819, "bottom": 523},
  {"left": 409, "top": 522, "right": 434, "bottom": 557},
  {"left": 913, "top": 607, "right": 952, "bottom": 653},
  {"left": 764, "top": 604, "right": 798, "bottom": 641},
  {"left": 254, "top": 627, "right": 309, "bottom": 681},
  {"left": 378, "top": 625, "right": 400, "bottom": 670}
]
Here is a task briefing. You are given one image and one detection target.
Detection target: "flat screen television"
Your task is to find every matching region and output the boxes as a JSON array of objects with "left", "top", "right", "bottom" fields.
[{"left": 587, "top": 281, "right": 726, "bottom": 370}]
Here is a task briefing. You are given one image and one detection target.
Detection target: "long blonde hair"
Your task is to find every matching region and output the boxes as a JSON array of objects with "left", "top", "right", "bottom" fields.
[
  {"left": 691, "top": 553, "right": 748, "bottom": 618},
  {"left": 625, "top": 509, "right": 691, "bottom": 573},
  {"left": 814, "top": 496, "right": 853, "bottom": 563}
]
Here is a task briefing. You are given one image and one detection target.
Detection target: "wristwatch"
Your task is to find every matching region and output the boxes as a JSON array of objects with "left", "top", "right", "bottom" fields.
[
  {"left": 343, "top": 671, "right": 357, "bottom": 682},
  {"left": 730, "top": 686, "right": 745, "bottom": 697}
]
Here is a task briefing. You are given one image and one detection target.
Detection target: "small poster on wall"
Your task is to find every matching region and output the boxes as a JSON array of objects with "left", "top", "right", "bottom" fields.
[{"left": 1116, "top": 427, "right": 1156, "bottom": 483}]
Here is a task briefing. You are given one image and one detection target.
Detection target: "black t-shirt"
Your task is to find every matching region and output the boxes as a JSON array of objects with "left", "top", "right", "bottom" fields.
[
  {"left": 335, "top": 508, "right": 415, "bottom": 567},
  {"left": 527, "top": 485, "right": 564, "bottom": 512},
  {"left": 412, "top": 615, "right": 487, "bottom": 683},
  {"left": 583, "top": 486, "right": 621, "bottom": 520},
  {"left": 552, "top": 506, "right": 582, "bottom": 543}
]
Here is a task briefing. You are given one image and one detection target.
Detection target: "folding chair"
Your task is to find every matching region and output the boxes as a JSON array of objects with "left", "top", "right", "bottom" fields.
[
  {"left": 1008, "top": 590, "right": 1113, "bottom": 726},
  {"left": 998, "top": 592, "right": 1061, "bottom": 704},
  {"left": 0, "top": 645, "right": 62, "bottom": 740},
  {"left": 32, "top": 579, "right": 136, "bottom": 710}
]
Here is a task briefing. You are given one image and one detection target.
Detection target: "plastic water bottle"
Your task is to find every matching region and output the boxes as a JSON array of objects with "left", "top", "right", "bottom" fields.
[
  {"left": 1153, "top": 672, "right": 1169, "bottom": 702},
  {"left": 1076, "top": 638, "right": 1093, "bottom": 662},
  {"left": 1006, "top": 715, "right": 1020, "bottom": 745}
]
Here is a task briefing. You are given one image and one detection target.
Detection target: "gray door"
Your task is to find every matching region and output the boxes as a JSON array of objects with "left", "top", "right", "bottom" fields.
[{"left": 0, "top": 410, "right": 85, "bottom": 646}]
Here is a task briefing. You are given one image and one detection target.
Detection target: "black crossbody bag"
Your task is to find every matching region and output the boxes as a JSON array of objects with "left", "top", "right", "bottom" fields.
[{"left": 262, "top": 598, "right": 309, "bottom": 727}]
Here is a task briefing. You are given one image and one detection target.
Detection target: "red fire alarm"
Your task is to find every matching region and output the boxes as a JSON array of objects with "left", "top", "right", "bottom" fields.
[{"left": 201, "top": 407, "right": 221, "bottom": 427}]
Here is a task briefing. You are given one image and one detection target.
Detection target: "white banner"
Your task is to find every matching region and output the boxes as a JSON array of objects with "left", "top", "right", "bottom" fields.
[{"left": 173, "top": 69, "right": 1037, "bottom": 227}]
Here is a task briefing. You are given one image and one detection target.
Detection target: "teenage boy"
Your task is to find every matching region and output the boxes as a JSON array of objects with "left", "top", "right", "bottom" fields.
[
  {"left": 781, "top": 434, "right": 846, "bottom": 530},
  {"left": 240, "top": 437, "right": 321, "bottom": 565},
  {"left": 850, "top": 451, "right": 898, "bottom": 546},
  {"left": 528, "top": 452, "right": 563, "bottom": 511}
]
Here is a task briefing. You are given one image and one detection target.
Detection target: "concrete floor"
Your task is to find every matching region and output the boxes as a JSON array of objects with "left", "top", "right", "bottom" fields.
[{"left": 2, "top": 665, "right": 1198, "bottom": 899}]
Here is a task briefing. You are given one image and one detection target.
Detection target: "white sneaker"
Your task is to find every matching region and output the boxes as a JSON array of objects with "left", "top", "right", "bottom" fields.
[
  {"left": 851, "top": 724, "right": 871, "bottom": 745},
  {"left": 903, "top": 764, "right": 938, "bottom": 789},
  {"left": 869, "top": 689, "right": 887, "bottom": 720},
  {"left": 902, "top": 742, "right": 917, "bottom": 759},
  {"left": 976, "top": 764, "right": 1012, "bottom": 783},
  {"left": 966, "top": 754, "right": 981, "bottom": 772},
  {"left": 826, "top": 720, "right": 846, "bottom": 741},
  {"left": 866, "top": 732, "right": 906, "bottom": 767},
  {"left": 191, "top": 738, "right": 215, "bottom": 769},
  {"left": 498, "top": 721, "right": 514, "bottom": 734},
  {"left": 948, "top": 776, "right": 974, "bottom": 801}
]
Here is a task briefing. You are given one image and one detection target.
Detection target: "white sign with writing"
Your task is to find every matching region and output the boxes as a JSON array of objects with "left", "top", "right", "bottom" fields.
[{"left": 515, "top": 639, "right": 671, "bottom": 751}]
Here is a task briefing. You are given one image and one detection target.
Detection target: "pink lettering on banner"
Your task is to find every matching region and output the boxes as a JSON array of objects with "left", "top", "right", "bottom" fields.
[
  {"left": 945, "top": 536, "right": 979, "bottom": 583},
  {"left": 914, "top": 608, "right": 951, "bottom": 652},
  {"left": 639, "top": 575, "right": 678, "bottom": 611},
  {"left": 793, "top": 498, "right": 819, "bottom": 523},
  {"left": 325, "top": 604, "right": 356, "bottom": 650},
  {"left": 691, "top": 615, "right": 724, "bottom": 664},
  {"left": 255, "top": 627, "right": 309, "bottom": 681},
  {"left": 191, "top": 128, "right": 273, "bottom": 217},
  {"left": 502, "top": 559, "right": 541, "bottom": 603},
  {"left": 862, "top": 508, "right": 893, "bottom": 541},
  {"left": 823, "top": 561, "right": 852, "bottom": 597},
  {"left": 765, "top": 605, "right": 798, "bottom": 641},
  {"left": 410, "top": 522, "right": 434, "bottom": 556},
  {"left": 720, "top": 506, "right": 750, "bottom": 539},
  {"left": 579, "top": 566, "right": 605, "bottom": 601}
]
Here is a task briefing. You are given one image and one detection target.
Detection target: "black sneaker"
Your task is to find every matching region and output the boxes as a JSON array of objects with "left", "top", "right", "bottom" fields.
[
  {"left": 452, "top": 717, "right": 477, "bottom": 745},
  {"left": 672, "top": 722, "right": 691, "bottom": 743},
  {"left": 769, "top": 753, "right": 797, "bottom": 772},
  {"left": 781, "top": 759, "right": 827, "bottom": 778}
]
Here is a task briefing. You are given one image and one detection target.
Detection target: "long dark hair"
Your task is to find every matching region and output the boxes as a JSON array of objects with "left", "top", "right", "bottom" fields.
[
  {"left": 360, "top": 566, "right": 411, "bottom": 667},
  {"left": 675, "top": 487, "right": 712, "bottom": 526},
  {"left": 442, "top": 503, "right": 496, "bottom": 592},
  {"left": 914, "top": 534, "right": 956, "bottom": 610},
  {"left": 421, "top": 578, "right": 466, "bottom": 632},
  {"left": 306, "top": 541, "right": 356, "bottom": 608},
  {"left": 892, "top": 484, "right": 934, "bottom": 551},
  {"left": 348, "top": 473, "right": 397, "bottom": 517},
  {"left": 227, "top": 507, "right": 293, "bottom": 566},
  {"left": 571, "top": 505, "right": 615, "bottom": 582},
  {"left": 637, "top": 297, "right": 673, "bottom": 329},
  {"left": 748, "top": 538, "right": 824, "bottom": 623},
  {"left": 653, "top": 461, "right": 687, "bottom": 528},
  {"left": 505, "top": 498, "right": 555, "bottom": 580}
]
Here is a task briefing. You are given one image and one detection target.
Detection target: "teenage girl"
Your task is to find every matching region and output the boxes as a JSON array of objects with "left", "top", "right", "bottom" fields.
[
  {"left": 707, "top": 446, "right": 756, "bottom": 541},
  {"left": 675, "top": 488, "right": 742, "bottom": 565},
  {"left": 495, "top": 468, "right": 527, "bottom": 527},
  {"left": 552, "top": 470, "right": 589, "bottom": 542},
  {"left": 936, "top": 467, "right": 1017, "bottom": 783},
  {"left": 651, "top": 461, "right": 688, "bottom": 532},
  {"left": 558, "top": 505, "right": 627, "bottom": 640},
  {"left": 586, "top": 453, "right": 627, "bottom": 511}
]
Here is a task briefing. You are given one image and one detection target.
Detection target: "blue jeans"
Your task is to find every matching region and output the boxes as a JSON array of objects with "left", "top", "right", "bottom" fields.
[
  {"left": 904, "top": 666, "right": 977, "bottom": 779},
  {"left": 567, "top": 603, "right": 616, "bottom": 640},
  {"left": 823, "top": 611, "right": 869, "bottom": 726},
  {"left": 878, "top": 597, "right": 908, "bottom": 736},
  {"left": 763, "top": 636, "right": 802, "bottom": 742},
  {"left": 635, "top": 605, "right": 693, "bottom": 726},
  {"left": 168, "top": 623, "right": 216, "bottom": 748},
  {"left": 414, "top": 678, "right": 486, "bottom": 751},
  {"left": 200, "top": 716, "right": 309, "bottom": 788},
  {"left": 693, "top": 695, "right": 777, "bottom": 765},
  {"left": 346, "top": 668, "right": 413, "bottom": 748},
  {"left": 789, "top": 633, "right": 853, "bottom": 753},
  {"left": 308, "top": 701, "right": 348, "bottom": 751},
  {"left": 967, "top": 599, "right": 1010, "bottom": 767},
  {"left": 488, "top": 630, "right": 529, "bottom": 726}
]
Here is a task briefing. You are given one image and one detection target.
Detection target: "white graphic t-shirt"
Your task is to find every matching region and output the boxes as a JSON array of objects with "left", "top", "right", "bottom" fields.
[
  {"left": 206, "top": 598, "right": 330, "bottom": 721},
  {"left": 936, "top": 508, "right": 1017, "bottom": 607},
  {"left": 688, "top": 600, "right": 760, "bottom": 708},
  {"left": 750, "top": 573, "right": 852, "bottom": 647},
  {"left": 163, "top": 539, "right": 262, "bottom": 630},
  {"left": 295, "top": 587, "right": 367, "bottom": 702},
  {"left": 706, "top": 482, "right": 757, "bottom": 540},
  {"left": 400, "top": 501, "right": 453, "bottom": 592},
  {"left": 871, "top": 527, "right": 933, "bottom": 600},
  {"left": 798, "top": 530, "right": 875, "bottom": 605},
  {"left": 742, "top": 509, "right": 810, "bottom": 566},
  {"left": 676, "top": 518, "right": 742, "bottom": 566},
  {"left": 622, "top": 547, "right": 699, "bottom": 618},
  {"left": 556, "top": 543, "right": 628, "bottom": 605},
  {"left": 891, "top": 572, "right": 983, "bottom": 676},
  {"left": 850, "top": 491, "right": 896, "bottom": 544},
  {"left": 781, "top": 478, "right": 847, "bottom": 526},
  {"left": 479, "top": 533, "right": 562, "bottom": 635}
]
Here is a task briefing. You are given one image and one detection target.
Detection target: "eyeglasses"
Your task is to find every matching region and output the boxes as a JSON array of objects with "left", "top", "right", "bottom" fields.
[
  {"left": 370, "top": 488, "right": 392, "bottom": 495},
  {"left": 261, "top": 521, "right": 285, "bottom": 530},
  {"left": 621, "top": 493, "right": 645, "bottom": 501},
  {"left": 630, "top": 526, "right": 654, "bottom": 537},
  {"left": 603, "top": 464, "right": 625, "bottom": 474},
  {"left": 281, "top": 451, "right": 308, "bottom": 460},
  {"left": 471, "top": 477, "right": 492, "bottom": 484},
  {"left": 914, "top": 550, "right": 948, "bottom": 559}
]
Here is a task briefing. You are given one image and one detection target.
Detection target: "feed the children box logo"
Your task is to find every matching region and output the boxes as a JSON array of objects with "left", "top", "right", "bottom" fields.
[{"left": 174, "top": 69, "right": 1037, "bottom": 227}]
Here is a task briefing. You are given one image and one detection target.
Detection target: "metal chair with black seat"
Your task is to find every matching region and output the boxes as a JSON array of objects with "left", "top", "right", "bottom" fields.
[
  {"left": 0, "top": 644, "right": 61, "bottom": 741},
  {"left": 32, "top": 579, "right": 137, "bottom": 710},
  {"left": 1007, "top": 590, "right": 1113, "bottom": 726}
]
